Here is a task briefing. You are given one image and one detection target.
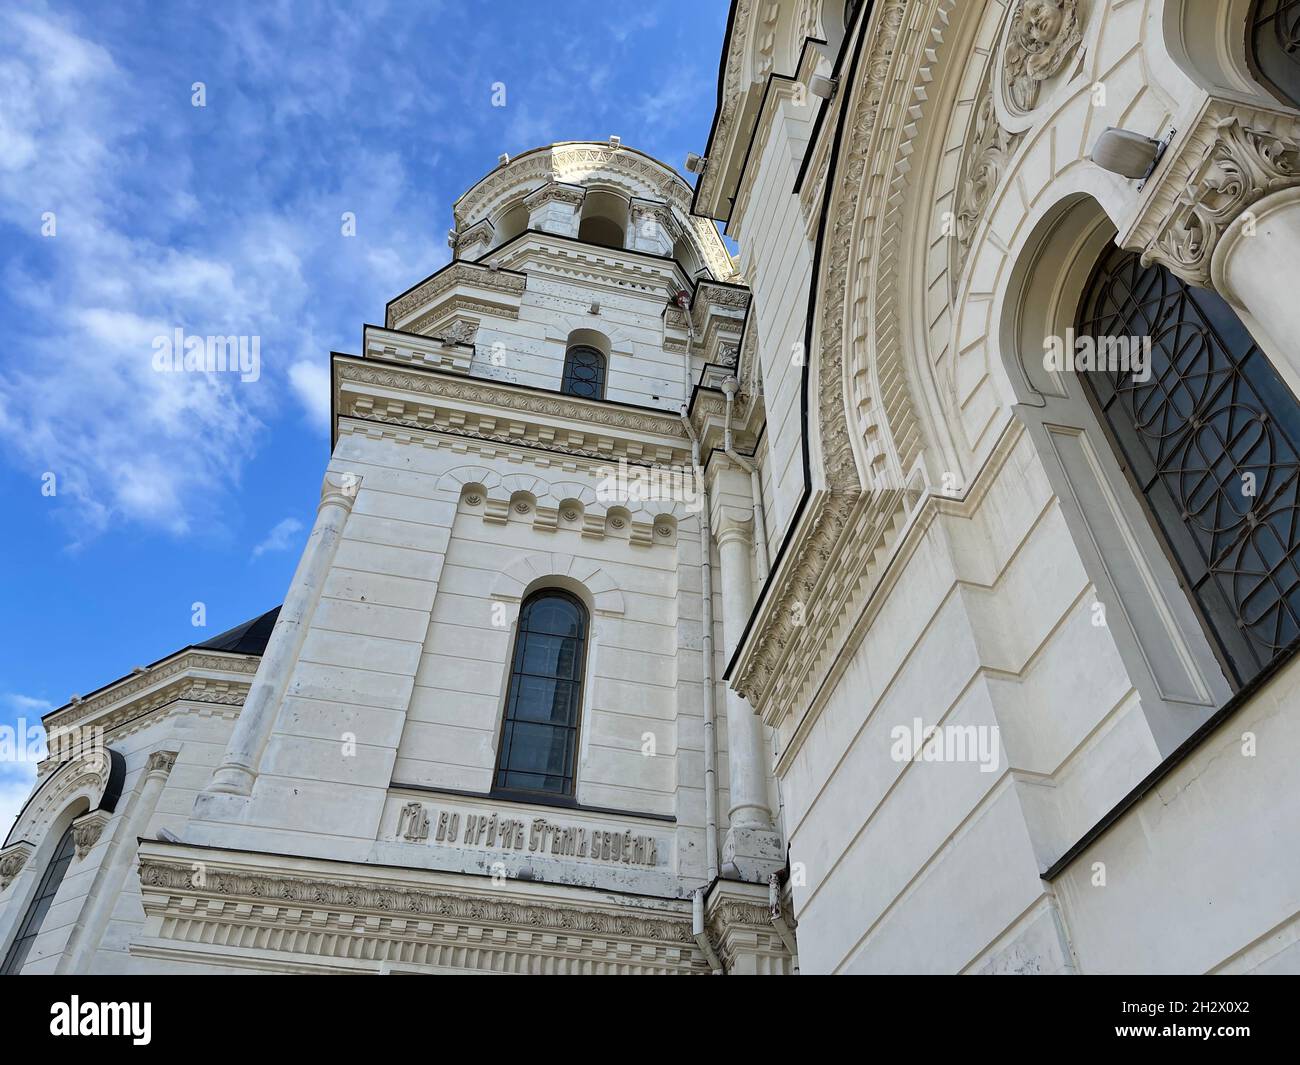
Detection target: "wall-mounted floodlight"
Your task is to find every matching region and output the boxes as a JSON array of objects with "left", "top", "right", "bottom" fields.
[
  {"left": 1089, "top": 127, "right": 1173, "bottom": 181},
  {"left": 809, "top": 74, "right": 838, "bottom": 100},
  {"left": 684, "top": 153, "right": 708, "bottom": 174},
  {"left": 498, "top": 152, "right": 510, "bottom": 166}
]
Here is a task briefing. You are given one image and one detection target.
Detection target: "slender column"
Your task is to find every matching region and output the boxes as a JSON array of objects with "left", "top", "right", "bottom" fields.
[
  {"left": 206, "top": 471, "right": 360, "bottom": 797},
  {"left": 60, "top": 750, "right": 176, "bottom": 973},
  {"left": 1211, "top": 186, "right": 1300, "bottom": 396},
  {"left": 714, "top": 507, "right": 784, "bottom": 881}
]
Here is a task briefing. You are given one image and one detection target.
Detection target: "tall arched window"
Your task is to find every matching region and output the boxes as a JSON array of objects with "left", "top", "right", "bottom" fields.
[
  {"left": 1076, "top": 245, "right": 1300, "bottom": 689},
  {"left": 1247, "top": 0, "right": 1300, "bottom": 109},
  {"left": 1, "top": 825, "right": 77, "bottom": 974},
  {"left": 494, "top": 591, "right": 589, "bottom": 797},
  {"left": 561, "top": 345, "right": 606, "bottom": 400}
]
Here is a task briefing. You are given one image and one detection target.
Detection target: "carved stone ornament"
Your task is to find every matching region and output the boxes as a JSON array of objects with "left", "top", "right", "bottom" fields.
[
  {"left": 953, "top": 80, "right": 1021, "bottom": 282},
  {"left": 436, "top": 318, "right": 479, "bottom": 347},
  {"left": 1141, "top": 116, "right": 1300, "bottom": 288},
  {"left": 0, "top": 844, "right": 34, "bottom": 889},
  {"left": 138, "top": 857, "right": 696, "bottom": 944},
  {"left": 1002, "top": 0, "right": 1082, "bottom": 114},
  {"left": 71, "top": 809, "right": 112, "bottom": 859}
]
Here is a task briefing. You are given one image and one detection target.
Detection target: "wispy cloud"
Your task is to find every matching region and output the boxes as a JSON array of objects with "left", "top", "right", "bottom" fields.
[{"left": 251, "top": 516, "right": 304, "bottom": 559}]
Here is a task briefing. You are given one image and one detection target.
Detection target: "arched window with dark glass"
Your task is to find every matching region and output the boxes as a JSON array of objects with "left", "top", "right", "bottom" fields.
[
  {"left": 1, "top": 824, "right": 77, "bottom": 974},
  {"left": 1247, "top": 0, "right": 1300, "bottom": 109},
  {"left": 1076, "top": 245, "right": 1300, "bottom": 690},
  {"left": 494, "top": 590, "right": 588, "bottom": 797},
  {"left": 561, "top": 345, "right": 606, "bottom": 400}
]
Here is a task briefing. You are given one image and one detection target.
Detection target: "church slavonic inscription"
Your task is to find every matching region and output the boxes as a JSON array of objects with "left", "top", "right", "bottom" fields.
[{"left": 401, "top": 805, "right": 660, "bottom": 867}]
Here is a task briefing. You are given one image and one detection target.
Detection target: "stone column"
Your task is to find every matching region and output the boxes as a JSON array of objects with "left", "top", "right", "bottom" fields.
[
  {"left": 60, "top": 750, "right": 176, "bottom": 973},
  {"left": 714, "top": 505, "right": 783, "bottom": 881},
  {"left": 205, "top": 471, "right": 360, "bottom": 797},
  {"left": 1211, "top": 185, "right": 1300, "bottom": 393}
]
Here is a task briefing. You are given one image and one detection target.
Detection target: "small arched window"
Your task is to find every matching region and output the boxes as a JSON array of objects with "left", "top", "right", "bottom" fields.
[
  {"left": 1076, "top": 245, "right": 1300, "bottom": 689},
  {"left": 1, "top": 825, "right": 77, "bottom": 974},
  {"left": 1247, "top": 0, "right": 1300, "bottom": 109},
  {"left": 561, "top": 345, "right": 606, "bottom": 400},
  {"left": 494, "top": 591, "right": 589, "bottom": 797}
]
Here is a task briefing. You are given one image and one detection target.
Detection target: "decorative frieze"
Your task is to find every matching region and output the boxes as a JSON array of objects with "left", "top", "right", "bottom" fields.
[
  {"left": 335, "top": 357, "right": 691, "bottom": 466},
  {"left": 136, "top": 848, "right": 708, "bottom": 974}
]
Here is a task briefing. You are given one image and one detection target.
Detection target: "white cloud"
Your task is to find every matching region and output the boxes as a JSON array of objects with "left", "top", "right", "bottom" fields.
[
  {"left": 289, "top": 360, "right": 332, "bottom": 428},
  {"left": 251, "top": 516, "right": 305, "bottom": 560},
  {"left": 4, "top": 693, "right": 54, "bottom": 715}
]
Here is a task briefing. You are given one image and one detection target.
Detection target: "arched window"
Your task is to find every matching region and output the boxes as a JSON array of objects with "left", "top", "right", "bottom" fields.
[
  {"left": 1247, "top": 0, "right": 1300, "bottom": 109},
  {"left": 1076, "top": 245, "right": 1300, "bottom": 689},
  {"left": 822, "top": 0, "right": 863, "bottom": 55},
  {"left": 2, "top": 825, "right": 76, "bottom": 974},
  {"left": 561, "top": 345, "right": 606, "bottom": 400},
  {"left": 494, "top": 590, "right": 589, "bottom": 797},
  {"left": 577, "top": 190, "right": 628, "bottom": 249}
]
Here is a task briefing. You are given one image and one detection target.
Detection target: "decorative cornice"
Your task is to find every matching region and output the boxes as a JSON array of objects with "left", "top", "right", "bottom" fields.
[
  {"left": 335, "top": 358, "right": 690, "bottom": 464},
  {"left": 364, "top": 324, "right": 474, "bottom": 375},
  {"left": 41, "top": 653, "right": 256, "bottom": 737},
  {"left": 137, "top": 851, "right": 709, "bottom": 973},
  {"left": 696, "top": 0, "right": 758, "bottom": 215},
  {"left": 386, "top": 261, "right": 526, "bottom": 330},
  {"left": 1130, "top": 108, "right": 1300, "bottom": 289}
]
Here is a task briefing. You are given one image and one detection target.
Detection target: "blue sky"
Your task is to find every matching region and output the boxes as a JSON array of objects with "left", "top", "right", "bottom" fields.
[{"left": 0, "top": 0, "right": 729, "bottom": 830}]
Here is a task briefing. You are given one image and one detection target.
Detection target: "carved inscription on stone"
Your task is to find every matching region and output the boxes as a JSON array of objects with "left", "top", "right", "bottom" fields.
[{"left": 401, "top": 806, "right": 660, "bottom": 867}]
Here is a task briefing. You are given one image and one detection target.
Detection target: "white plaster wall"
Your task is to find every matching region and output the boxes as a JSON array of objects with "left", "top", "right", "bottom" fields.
[
  {"left": 2, "top": 703, "right": 241, "bottom": 975},
  {"left": 730, "top": 97, "right": 817, "bottom": 541}
]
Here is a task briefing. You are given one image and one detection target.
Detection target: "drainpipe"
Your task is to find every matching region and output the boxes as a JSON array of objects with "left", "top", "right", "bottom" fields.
[
  {"left": 769, "top": 872, "right": 799, "bottom": 974},
  {"left": 721, "top": 375, "right": 769, "bottom": 582},
  {"left": 674, "top": 290, "right": 694, "bottom": 403},
  {"left": 680, "top": 408, "right": 719, "bottom": 884},
  {"left": 693, "top": 887, "right": 725, "bottom": 975}
]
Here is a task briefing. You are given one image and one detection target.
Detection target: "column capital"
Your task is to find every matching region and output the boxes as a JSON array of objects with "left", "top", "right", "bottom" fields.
[
  {"left": 146, "top": 749, "right": 179, "bottom": 777},
  {"left": 320, "top": 471, "right": 362, "bottom": 511},
  {"left": 1122, "top": 102, "right": 1300, "bottom": 290},
  {"left": 713, "top": 506, "right": 754, "bottom": 547},
  {"left": 523, "top": 180, "right": 586, "bottom": 212}
]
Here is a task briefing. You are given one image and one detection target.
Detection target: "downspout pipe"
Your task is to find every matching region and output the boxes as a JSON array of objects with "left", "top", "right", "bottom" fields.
[
  {"left": 693, "top": 887, "right": 725, "bottom": 974},
  {"left": 769, "top": 872, "right": 800, "bottom": 974},
  {"left": 721, "top": 376, "right": 770, "bottom": 582},
  {"left": 681, "top": 408, "right": 719, "bottom": 884}
]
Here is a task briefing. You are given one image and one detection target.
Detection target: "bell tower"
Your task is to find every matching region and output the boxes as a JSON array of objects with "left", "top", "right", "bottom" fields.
[{"left": 179, "top": 140, "right": 790, "bottom": 973}]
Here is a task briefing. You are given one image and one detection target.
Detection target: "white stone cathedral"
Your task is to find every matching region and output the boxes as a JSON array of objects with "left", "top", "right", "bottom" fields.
[{"left": 5, "top": 0, "right": 1300, "bottom": 975}]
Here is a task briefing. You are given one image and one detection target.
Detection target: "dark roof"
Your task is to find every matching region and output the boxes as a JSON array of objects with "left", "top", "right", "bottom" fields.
[{"left": 195, "top": 606, "right": 281, "bottom": 655}]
